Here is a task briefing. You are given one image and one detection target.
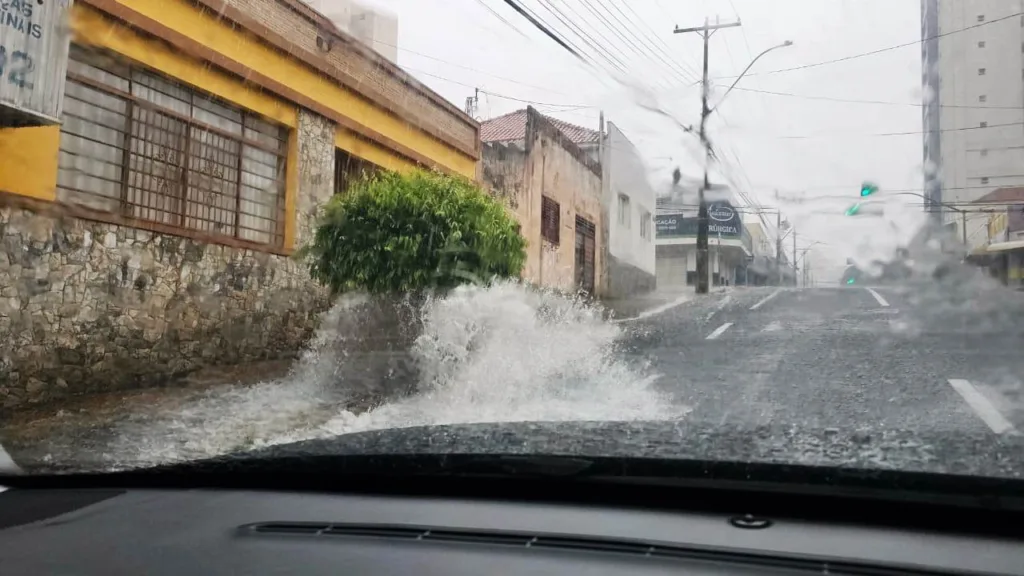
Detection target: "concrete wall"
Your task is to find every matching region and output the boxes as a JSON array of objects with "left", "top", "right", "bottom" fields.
[
  {"left": 0, "top": 110, "right": 335, "bottom": 410},
  {"left": 482, "top": 107, "right": 604, "bottom": 295},
  {"left": 935, "top": 0, "right": 1024, "bottom": 245},
  {"left": 602, "top": 122, "right": 656, "bottom": 298}
]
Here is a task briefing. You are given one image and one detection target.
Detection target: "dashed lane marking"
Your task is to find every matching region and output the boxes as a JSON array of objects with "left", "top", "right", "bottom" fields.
[
  {"left": 749, "top": 288, "right": 782, "bottom": 310},
  {"left": 0, "top": 442, "right": 20, "bottom": 474},
  {"left": 706, "top": 322, "right": 733, "bottom": 340},
  {"left": 865, "top": 287, "right": 890, "bottom": 307},
  {"left": 948, "top": 379, "right": 1015, "bottom": 435}
]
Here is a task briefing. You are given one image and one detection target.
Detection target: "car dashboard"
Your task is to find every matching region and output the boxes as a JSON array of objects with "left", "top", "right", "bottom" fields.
[{"left": 1, "top": 486, "right": 1021, "bottom": 575}]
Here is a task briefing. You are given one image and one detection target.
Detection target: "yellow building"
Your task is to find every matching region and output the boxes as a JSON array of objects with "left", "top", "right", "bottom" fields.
[{"left": 0, "top": 0, "right": 480, "bottom": 407}]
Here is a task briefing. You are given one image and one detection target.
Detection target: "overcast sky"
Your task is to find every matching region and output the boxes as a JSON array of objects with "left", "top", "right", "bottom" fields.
[{"left": 359, "top": 0, "right": 926, "bottom": 280}]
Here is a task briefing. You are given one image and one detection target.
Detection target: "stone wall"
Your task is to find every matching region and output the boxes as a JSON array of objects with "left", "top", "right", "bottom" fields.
[{"left": 0, "top": 110, "right": 337, "bottom": 410}]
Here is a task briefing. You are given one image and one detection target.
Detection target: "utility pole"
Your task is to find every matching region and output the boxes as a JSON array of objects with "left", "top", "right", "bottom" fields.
[
  {"left": 792, "top": 230, "right": 797, "bottom": 287},
  {"left": 675, "top": 17, "right": 741, "bottom": 294},
  {"left": 464, "top": 88, "right": 479, "bottom": 117},
  {"left": 775, "top": 210, "right": 782, "bottom": 285}
]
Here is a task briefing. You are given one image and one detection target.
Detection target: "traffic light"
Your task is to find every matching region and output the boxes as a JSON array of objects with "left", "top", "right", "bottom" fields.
[{"left": 845, "top": 182, "right": 879, "bottom": 215}]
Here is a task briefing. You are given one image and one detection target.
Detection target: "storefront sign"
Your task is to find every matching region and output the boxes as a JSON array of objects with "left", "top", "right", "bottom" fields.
[
  {"left": 0, "top": 0, "right": 72, "bottom": 126},
  {"left": 656, "top": 201, "right": 743, "bottom": 238}
]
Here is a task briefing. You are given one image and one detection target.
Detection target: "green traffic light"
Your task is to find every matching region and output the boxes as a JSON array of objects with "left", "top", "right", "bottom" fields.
[
  {"left": 860, "top": 182, "right": 878, "bottom": 197},
  {"left": 844, "top": 202, "right": 861, "bottom": 216},
  {"left": 846, "top": 277, "right": 856, "bottom": 285}
]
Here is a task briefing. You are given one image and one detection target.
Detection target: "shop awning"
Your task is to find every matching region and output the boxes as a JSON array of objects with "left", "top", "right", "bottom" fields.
[{"left": 985, "top": 240, "right": 1024, "bottom": 253}]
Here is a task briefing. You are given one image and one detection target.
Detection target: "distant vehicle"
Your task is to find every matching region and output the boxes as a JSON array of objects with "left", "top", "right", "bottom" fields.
[{"left": 840, "top": 265, "right": 864, "bottom": 286}]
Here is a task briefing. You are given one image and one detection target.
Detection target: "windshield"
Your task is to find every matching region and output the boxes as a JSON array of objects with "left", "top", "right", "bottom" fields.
[{"left": 1, "top": 0, "right": 1023, "bottom": 483}]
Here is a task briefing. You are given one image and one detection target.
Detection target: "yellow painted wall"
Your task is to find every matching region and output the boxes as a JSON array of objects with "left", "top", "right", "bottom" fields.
[
  {"left": 101, "top": 0, "right": 477, "bottom": 179},
  {"left": 335, "top": 129, "right": 418, "bottom": 174},
  {"left": 72, "top": 6, "right": 297, "bottom": 129},
  {"left": 0, "top": 126, "right": 60, "bottom": 200}
]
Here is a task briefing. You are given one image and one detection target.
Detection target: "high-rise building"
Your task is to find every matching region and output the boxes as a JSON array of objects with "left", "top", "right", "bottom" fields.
[
  {"left": 305, "top": 0, "right": 398, "bottom": 63},
  {"left": 923, "top": 0, "right": 1024, "bottom": 246}
]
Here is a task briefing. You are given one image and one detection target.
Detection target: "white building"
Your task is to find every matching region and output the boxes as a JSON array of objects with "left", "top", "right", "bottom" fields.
[
  {"left": 923, "top": 0, "right": 1024, "bottom": 247},
  {"left": 305, "top": 0, "right": 399, "bottom": 63},
  {"left": 654, "top": 180, "right": 754, "bottom": 289},
  {"left": 600, "top": 122, "right": 657, "bottom": 297}
]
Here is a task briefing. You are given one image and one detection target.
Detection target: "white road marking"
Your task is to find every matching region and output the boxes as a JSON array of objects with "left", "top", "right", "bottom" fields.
[
  {"left": 749, "top": 288, "right": 782, "bottom": 310},
  {"left": 948, "top": 379, "right": 1015, "bottom": 434},
  {"left": 865, "top": 287, "right": 890, "bottom": 307},
  {"left": 761, "top": 321, "right": 783, "bottom": 332},
  {"left": 0, "top": 443, "right": 19, "bottom": 474},
  {"left": 706, "top": 322, "right": 733, "bottom": 340},
  {"left": 610, "top": 293, "right": 693, "bottom": 323}
]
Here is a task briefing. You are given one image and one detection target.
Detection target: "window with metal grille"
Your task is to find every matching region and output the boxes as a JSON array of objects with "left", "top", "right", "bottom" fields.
[
  {"left": 640, "top": 210, "right": 652, "bottom": 240},
  {"left": 617, "top": 194, "right": 630, "bottom": 228},
  {"left": 334, "top": 148, "right": 379, "bottom": 195},
  {"left": 56, "top": 46, "right": 288, "bottom": 248},
  {"left": 541, "top": 196, "right": 559, "bottom": 245}
]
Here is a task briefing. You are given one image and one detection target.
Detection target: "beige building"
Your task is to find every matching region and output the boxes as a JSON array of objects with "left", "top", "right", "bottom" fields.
[{"left": 480, "top": 108, "right": 604, "bottom": 295}]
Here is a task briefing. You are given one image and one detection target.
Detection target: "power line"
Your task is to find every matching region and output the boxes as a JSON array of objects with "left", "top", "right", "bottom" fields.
[
  {"left": 501, "top": 0, "right": 584, "bottom": 60},
  {"left": 713, "top": 11, "right": 1024, "bottom": 79},
  {"left": 745, "top": 120, "right": 1024, "bottom": 139},
  {"left": 474, "top": 0, "right": 529, "bottom": 37},
  {"left": 404, "top": 67, "right": 594, "bottom": 108},
  {"left": 726, "top": 85, "right": 1024, "bottom": 110},
  {"left": 588, "top": 0, "right": 700, "bottom": 85},
  {"left": 534, "top": 0, "right": 631, "bottom": 76}
]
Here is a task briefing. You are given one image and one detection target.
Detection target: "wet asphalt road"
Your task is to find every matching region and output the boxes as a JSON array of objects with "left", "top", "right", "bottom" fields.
[{"left": 621, "top": 286, "right": 1024, "bottom": 439}]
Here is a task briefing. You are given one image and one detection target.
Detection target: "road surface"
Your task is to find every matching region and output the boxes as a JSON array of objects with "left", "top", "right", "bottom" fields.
[
  {"left": 2, "top": 284, "right": 1022, "bottom": 475},
  {"left": 621, "top": 286, "right": 1024, "bottom": 439}
]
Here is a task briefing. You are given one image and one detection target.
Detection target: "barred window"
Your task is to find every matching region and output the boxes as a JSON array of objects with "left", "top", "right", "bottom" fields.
[
  {"left": 334, "top": 148, "right": 378, "bottom": 194},
  {"left": 56, "top": 46, "right": 288, "bottom": 248},
  {"left": 541, "top": 196, "right": 559, "bottom": 245}
]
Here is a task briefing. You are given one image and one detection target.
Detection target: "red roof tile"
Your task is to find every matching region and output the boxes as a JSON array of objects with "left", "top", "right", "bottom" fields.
[
  {"left": 974, "top": 186, "right": 1024, "bottom": 203},
  {"left": 480, "top": 109, "right": 600, "bottom": 145}
]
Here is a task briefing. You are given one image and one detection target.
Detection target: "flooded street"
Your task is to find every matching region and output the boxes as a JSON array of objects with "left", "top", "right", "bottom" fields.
[{"left": 1, "top": 283, "right": 675, "bottom": 473}]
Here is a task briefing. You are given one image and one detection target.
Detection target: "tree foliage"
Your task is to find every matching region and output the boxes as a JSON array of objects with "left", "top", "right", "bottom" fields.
[{"left": 300, "top": 169, "right": 527, "bottom": 295}]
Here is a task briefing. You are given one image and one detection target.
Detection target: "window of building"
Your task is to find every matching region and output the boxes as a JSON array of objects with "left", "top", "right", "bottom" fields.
[
  {"left": 541, "top": 196, "right": 560, "bottom": 244},
  {"left": 979, "top": 40, "right": 986, "bottom": 48},
  {"left": 57, "top": 46, "right": 288, "bottom": 247},
  {"left": 978, "top": 15, "right": 985, "bottom": 22},
  {"left": 980, "top": 121, "right": 988, "bottom": 127},
  {"left": 979, "top": 94, "right": 988, "bottom": 102},
  {"left": 334, "top": 149, "right": 378, "bottom": 195},
  {"left": 617, "top": 194, "right": 630, "bottom": 228},
  {"left": 978, "top": 67, "right": 986, "bottom": 75},
  {"left": 640, "top": 210, "right": 652, "bottom": 240},
  {"left": 981, "top": 177, "right": 990, "bottom": 184}
]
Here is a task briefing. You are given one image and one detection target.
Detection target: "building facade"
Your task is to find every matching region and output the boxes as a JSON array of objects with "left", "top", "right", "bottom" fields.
[
  {"left": 654, "top": 180, "right": 753, "bottom": 289},
  {"left": 0, "top": 0, "right": 479, "bottom": 408},
  {"left": 304, "top": 0, "right": 398, "bottom": 64},
  {"left": 923, "top": 0, "right": 1024, "bottom": 246},
  {"left": 600, "top": 121, "right": 656, "bottom": 298},
  {"left": 481, "top": 108, "right": 604, "bottom": 295}
]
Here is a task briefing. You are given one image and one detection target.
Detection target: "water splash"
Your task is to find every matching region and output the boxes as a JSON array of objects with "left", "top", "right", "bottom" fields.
[{"left": 103, "top": 281, "right": 675, "bottom": 468}]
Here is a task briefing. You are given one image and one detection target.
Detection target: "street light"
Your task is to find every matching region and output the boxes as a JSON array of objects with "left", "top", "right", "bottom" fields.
[{"left": 711, "top": 41, "right": 794, "bottom": 112}]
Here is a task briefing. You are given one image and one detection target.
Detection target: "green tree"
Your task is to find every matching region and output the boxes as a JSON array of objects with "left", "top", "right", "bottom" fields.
[{"left": 300, "top": 169, "right": 527, "bottom": 295}]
